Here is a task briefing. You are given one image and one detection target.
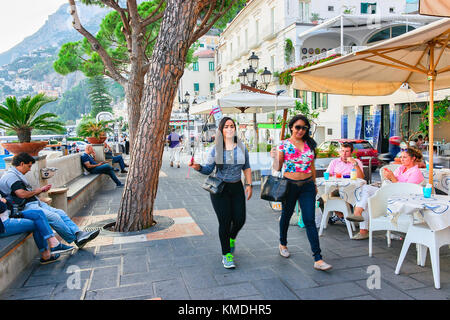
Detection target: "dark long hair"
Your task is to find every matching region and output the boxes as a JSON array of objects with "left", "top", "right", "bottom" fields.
[
  {"left": 288, "top": 114, "right": 317, "bottom": 157},
  {"left": 215, "top": 117, "right": 243, "bottom": 169},
  {"left": 216, "top": 117, "right": 238, "bottom": 147}
]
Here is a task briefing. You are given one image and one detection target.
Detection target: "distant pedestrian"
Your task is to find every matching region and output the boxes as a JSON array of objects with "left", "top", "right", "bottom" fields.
[
  {"left": 271, "top": 114, "right": 332, "bottom": 271},
  {"left": 125, "top": 135, "right": 130, "bottom": 155},
  {"left": 119, "top": 135, "right": 126, "bottom": 153},
  {"left": 189, "top": 117, "right": 252, "bottom": 269},
  {"left": 167, "top": 129, "right": 183, "bottom": 168}
]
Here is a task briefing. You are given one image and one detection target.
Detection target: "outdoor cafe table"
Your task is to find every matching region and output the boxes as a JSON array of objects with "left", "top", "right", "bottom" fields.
[
  {"left": 316, "top": 177, "right": 366, "bottom": 206},
  {"left": 420, "top": 168, "right": 450, "bottom": 194},
  {"left": 387, "top": 194, "right": 450, "bottom": 232}
]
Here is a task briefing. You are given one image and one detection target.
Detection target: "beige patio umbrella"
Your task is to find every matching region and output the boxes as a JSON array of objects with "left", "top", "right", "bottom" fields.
[
  {"left": 292, "top": 18, "right": 450, "bottom": 186},
  {"left": 419, "top": 0, "right": 450, "bottom": 17}
]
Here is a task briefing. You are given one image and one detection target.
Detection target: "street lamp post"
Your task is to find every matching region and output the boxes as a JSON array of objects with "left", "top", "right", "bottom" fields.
[
  {"left": 181, "top": 91, "right": 192, "bottom": 154},
  {"left": 237, "top": 52, "right": 273, "bottom": 148}
]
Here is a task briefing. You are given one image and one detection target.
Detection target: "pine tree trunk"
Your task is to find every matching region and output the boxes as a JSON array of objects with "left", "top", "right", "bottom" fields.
[
  {"left": 124, "top": 76, "right": 144, "bottom": 150},
  {"left": 114, "top": 0, "right": 199, "bottom": 232}
]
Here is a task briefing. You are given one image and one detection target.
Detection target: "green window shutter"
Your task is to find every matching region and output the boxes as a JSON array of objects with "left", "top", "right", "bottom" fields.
[
  {"left": 209, "top": 61, "right": 214, "bottom": 71},
  {"left": 193, "top": 62, "right": 199, "bottom": 71},
  {"left": 361, "top": 3, "right": 368, "bottom": 14},
  {"left": 194, "top": 83, "right": 199, "bottom": 91},
  {"left": 311, "top": 92, "right": 316, "bottom": 110},
  {"left": 322, "top": 93, "right": 328, "bottom": 109},
  {"left": 293, "top": 89, "right": 299, "bottom": 98},
  {"left": 302, "top": 90, "right": 308, "bottom": 104},
  {"left": 209, "top": 83, "right": 215, "bottom": 91}
]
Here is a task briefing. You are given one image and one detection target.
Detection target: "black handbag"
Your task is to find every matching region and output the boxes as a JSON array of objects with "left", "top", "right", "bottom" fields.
[
  {"left": 201, "top": 168, "right": 224, "bottom": 195},
  {"left": 260, "top": 174, "right": 288, "bottom": 202}
]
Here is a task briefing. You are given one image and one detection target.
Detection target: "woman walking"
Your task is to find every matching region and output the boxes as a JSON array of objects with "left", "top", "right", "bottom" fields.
[
  {"left": 189, "top": 117, "right": 252, "bottom": 269},
  {"left": 271, "top": 114, "right": 332, "bottom": 271}
]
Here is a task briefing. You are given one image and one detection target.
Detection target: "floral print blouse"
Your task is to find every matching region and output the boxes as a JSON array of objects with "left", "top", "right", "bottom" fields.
[{"left": 278, "top": 139, "right": 315, "bottom": 173}]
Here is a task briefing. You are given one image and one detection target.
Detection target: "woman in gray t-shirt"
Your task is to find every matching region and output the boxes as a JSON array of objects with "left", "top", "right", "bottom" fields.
[{"left": 189, "top": 117, "right": 252, "bottom": 269}]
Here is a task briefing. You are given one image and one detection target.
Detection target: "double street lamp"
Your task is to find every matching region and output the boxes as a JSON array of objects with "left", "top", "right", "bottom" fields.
[
  {"left": 238, "top": 52, "right": 272, "bottom": 90},
  {"left": 237, "top": 52, "right": 273, "bottom": 147},
  {"left": 181, "top": 91, "right": 196, "bottom": 154}
]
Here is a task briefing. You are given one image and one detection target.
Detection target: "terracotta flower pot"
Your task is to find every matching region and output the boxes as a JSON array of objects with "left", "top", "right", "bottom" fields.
[
  {"left": 1, "top": 141, "right": 48, "bottom": 156},
  {"left": 86, "top": 136, "right": 107, "bottom": 144}
]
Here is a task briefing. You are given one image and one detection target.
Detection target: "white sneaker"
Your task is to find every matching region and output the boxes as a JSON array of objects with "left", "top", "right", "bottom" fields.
[{"left": 279, "top": 245, "right": 290, "bottom": 258}]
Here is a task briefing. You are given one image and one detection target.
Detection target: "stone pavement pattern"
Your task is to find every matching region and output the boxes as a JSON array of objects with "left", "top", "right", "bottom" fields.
[{"left": 1, "top": 152, "right": 449, "bottom": 300}]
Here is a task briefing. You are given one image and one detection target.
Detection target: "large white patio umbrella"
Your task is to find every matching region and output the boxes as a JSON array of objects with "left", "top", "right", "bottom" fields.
[
  {"left": 292, "top": 18, "right": 450, "bottom": 186},
  {"left": 190, "top": 90, "right": 300, "bottom": 115}
]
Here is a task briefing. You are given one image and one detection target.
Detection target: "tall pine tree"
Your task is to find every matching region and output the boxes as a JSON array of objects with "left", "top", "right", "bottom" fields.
[{"left": 88, "top": 75, "right": 113, "bottom": 118}]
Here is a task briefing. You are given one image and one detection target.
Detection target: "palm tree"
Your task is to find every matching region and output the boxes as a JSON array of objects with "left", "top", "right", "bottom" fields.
[
  {"left": 0, "top": 93, "right": 65, "bottom": 143},
  {"left": 78, "top": 120, "right": 113, "bottom": 138}
]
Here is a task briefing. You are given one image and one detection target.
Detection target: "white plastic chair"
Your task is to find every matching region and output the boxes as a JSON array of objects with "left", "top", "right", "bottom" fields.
[
  {"left": 367, "top": 182, "right": 423, "bottom": 257},
  {"left": 379, "top": 164, "right": 401, "bottom": 181},
  {"left": 319, "top": 197, "right": 356, "bottom": 239},
  {"left": 395, "top": 224, "right": 450, "bottom": 289}
]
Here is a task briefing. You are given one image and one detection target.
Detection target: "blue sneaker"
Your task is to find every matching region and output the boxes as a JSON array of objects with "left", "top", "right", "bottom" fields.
[
  {"left": 40, "top": 253, "right": 60, "bottom": 265},
  {"left": 51, "top": 243, "right": 74, "bottom": 254},
  {"left": 222, "top": 253, "right": 235, "bottom": 269},
  {"left": 230, "top": 238, "right": 235, "bottom": 254}
]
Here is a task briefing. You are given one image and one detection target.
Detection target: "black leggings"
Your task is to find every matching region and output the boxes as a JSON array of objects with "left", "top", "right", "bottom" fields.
[{"left": 210, "top": 181, "right": 246, "bottom": 255}]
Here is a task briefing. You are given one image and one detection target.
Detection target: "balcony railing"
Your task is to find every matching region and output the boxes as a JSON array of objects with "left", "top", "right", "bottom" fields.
[{"left": 285, "top": 45, "right": 368, "bottom": 69}]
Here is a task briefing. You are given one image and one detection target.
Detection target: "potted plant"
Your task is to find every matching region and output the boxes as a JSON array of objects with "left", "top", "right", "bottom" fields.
[
  {"left": 311, "top": 13, "right": 320, "bottom": 25},
  {"left": 0, "top": 94, "right": 65, "bottom": 156},
  {"left": 78, "top": 120, "right": 113, "bottom": 144}
]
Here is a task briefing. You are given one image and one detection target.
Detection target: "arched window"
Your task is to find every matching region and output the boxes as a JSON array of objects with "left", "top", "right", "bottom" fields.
[{"left": 367, "top": 25, "right": 416, "bottom": 44}]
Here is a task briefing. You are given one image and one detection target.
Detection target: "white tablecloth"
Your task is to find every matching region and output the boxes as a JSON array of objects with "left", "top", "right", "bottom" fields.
[
  {"left": 316, "top": 177, "right": 366, "bottom": 206},
  {"left": 387, "top": 194, "right": 450, "bottom": 231},
  {"left": 420, "top": 168, "right": 450, "bottom": 194}
]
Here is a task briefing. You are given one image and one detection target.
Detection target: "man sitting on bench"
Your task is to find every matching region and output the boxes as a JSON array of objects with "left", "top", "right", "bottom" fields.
[
  {"left": 81, "top": 145, "right": 124, "bottom": 188},
  {"left": 0, "top": 152, "right": 100, "bottom": 249},
  {"left": 103, "top": 142, "right": 128, "bottom": 173}
]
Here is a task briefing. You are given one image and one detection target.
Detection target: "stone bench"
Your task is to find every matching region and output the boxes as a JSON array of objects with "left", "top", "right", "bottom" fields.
[{"left": 46, "top": 153, "right": 110, "bottom": 217}]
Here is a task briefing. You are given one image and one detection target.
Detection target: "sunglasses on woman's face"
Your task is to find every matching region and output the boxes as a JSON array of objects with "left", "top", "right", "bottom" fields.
[
  {"left": 401, "top": 148, "right": 408, "bottom": 152},
  {"left": 294, "top": 125, "right": 309, "bottom": 131}
]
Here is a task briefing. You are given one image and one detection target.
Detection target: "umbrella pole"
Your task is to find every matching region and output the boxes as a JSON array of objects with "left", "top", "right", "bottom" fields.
[
  {"left": 428, "top": 73, "right": 435, "bottom": 187},
  {"left": 427, "top": 43, "right": 436, "bottom": 187}
]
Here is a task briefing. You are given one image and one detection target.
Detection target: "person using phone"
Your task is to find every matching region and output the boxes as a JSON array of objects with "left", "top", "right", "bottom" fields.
[
  {"left": 345, "top": 148, "right": 424, "bottom": 240},
  {"left": 0, "top": 153, "right": 100, "bottom": 249}
]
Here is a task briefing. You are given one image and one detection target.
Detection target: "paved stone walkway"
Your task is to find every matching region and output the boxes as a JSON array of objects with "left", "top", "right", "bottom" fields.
[{"left": 1, "top": 152, "right": 449, "bottom": 300}]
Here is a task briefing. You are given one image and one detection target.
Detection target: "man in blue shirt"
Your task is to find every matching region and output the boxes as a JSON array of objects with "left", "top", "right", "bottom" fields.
[
  {"left": 81, "top": 145, "right": 123, "bottom": 187},
  {"left": 167, "top": 129, "right": 183, "bottom": 168}
]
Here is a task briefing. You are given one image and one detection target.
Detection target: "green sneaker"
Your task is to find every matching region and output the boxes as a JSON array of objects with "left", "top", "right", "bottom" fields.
[
  {"left": 230, "top": 238, "right": 236, "bottom": 254},
  {"left": 222, "top": 253, "right": 235, "bottom": 269}
]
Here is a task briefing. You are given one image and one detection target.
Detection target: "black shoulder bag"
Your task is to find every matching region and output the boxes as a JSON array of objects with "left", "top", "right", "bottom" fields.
[
  {"left": 260, "top": 172, "right": 288, "bottom": 202},
  {"left": 201, "top": 167, "right": 224, "bottom": 195}
]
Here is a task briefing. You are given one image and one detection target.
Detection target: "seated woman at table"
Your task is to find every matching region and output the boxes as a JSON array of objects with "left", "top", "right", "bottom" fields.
[{"left": 346, "top": 148, "right": 424, "bottom": 240}]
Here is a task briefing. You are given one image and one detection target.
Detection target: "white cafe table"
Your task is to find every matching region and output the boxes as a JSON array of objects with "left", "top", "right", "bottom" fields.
[
  {"left": 316, "top": 177, "right": 366, "bottom": 206},
  {"left": 420, "top": 168, "right": 450, "bottom": 194},
  {"left": 387, "top": 194, "right": 450, "bottom": 232}
]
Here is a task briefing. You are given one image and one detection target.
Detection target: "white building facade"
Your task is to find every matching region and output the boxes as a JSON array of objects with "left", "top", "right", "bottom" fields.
[{"left": 215, "top": 0, "right": 448, "bottom": 152}]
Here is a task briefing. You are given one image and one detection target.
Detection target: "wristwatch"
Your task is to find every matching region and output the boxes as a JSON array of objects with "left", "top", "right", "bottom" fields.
[{"left": 245, "top": 183, "right": 252, "bottom": 187}]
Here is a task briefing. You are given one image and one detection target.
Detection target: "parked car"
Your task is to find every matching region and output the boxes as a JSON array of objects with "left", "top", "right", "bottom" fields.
[
  {"left": 316, "top": 139, "right": 379, "bottom": 170},
  {"left": 71, "top": 141, "right": 88, "bottom": 152}
]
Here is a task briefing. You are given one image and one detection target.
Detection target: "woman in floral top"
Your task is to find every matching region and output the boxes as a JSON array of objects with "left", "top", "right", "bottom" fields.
[{"left": 271, "top": 114, "right": 332, "bottom": 271}]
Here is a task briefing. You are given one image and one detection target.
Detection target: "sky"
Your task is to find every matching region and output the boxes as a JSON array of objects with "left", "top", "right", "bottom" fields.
[{"left": 0, "top": 0, "right": 67, "bottom": 54}]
